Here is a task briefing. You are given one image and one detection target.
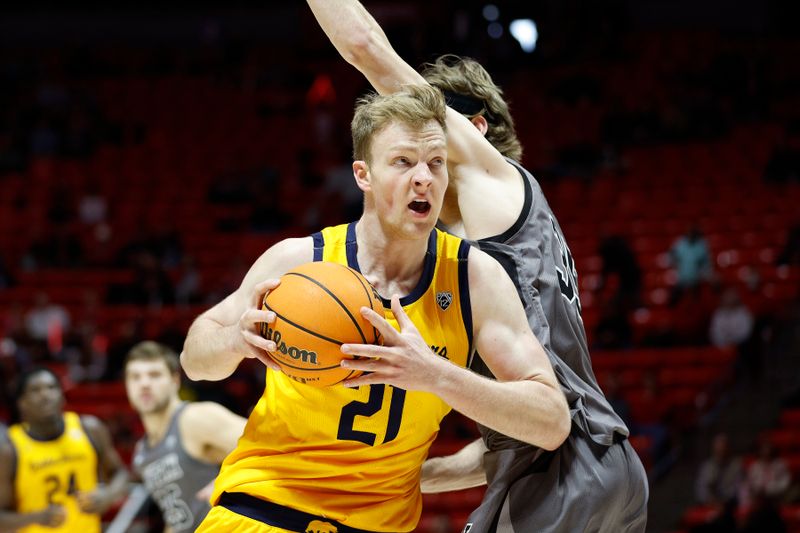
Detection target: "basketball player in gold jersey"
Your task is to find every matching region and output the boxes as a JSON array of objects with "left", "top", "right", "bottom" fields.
[
  {"left": 0, "top": 367, "right": 129, "bottom": 533},
  {"left": 181, "top": 84, "right": 570, "bottom": 532}
]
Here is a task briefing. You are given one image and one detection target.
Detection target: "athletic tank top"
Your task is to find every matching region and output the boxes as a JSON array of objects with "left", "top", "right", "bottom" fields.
[
  {"left": 132, "top": 402, "right": 220, "bottom": 532},
  {"left": 212, "top": 222, "right": 473, "bottom": 532},
  {"left": 8, "top": 412, "right": 101, "bottom": 533},
  {"left": 471, "top": 159, "right": 628, "bottom": 447}
]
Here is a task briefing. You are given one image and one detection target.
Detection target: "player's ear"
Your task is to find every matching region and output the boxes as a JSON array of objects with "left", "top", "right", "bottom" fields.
[
  {"left": 470, "top": 115, "right": 489, "bottom": 136},
  {"left": 353, "top": 160, "right": 371, "bottom": 192}
]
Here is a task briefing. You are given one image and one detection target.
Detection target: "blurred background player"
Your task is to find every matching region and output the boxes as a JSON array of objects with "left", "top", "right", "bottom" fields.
[
  {"left": 0, "top": 367, "right": 128, "bottom": 532},
  {"left": 307, "top": 1, "right": 648, "bottom": 531},
  {"left": 125, "top": 340, "right": 247, "bottom": 533}
]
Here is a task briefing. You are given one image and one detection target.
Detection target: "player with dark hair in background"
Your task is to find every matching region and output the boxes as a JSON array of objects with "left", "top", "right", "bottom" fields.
[{"left": 0, "top": 367, "right": 129, "bottom": 533}]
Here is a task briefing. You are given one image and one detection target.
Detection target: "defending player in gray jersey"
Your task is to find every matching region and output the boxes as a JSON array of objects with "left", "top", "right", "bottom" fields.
[
  {"left": 125, "top": 341, "right": 246, "bottom": 532},
  {"left": 307, "top": 2, "right": 649, "bottom": 531}
]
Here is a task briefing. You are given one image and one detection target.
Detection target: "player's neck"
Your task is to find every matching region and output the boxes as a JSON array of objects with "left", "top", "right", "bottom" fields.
[
  {"left": 25, "top": 415, "right": 64, "bottom": 440},
  {"left": 354, "top": 218, "right": 428, "bottom": 297},
  {"left": 143, "top": 397, "right": 182, "bottom": 446}
]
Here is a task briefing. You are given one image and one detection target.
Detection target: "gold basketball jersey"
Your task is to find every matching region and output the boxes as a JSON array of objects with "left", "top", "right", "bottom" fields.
[
  {"left": 8, "top": 412, "right": 101, "bottom": 533},
  {"left": 213, "top": 223, "right": 474, "bottom": 532}
]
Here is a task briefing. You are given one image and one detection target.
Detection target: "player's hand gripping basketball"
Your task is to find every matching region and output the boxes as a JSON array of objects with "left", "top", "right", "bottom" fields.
[
  {"left": 339, "top": 295, "right": 450, "bottom": 391},
  {"left": 238, "top": 279, "right": 282, "bottom": 371}
]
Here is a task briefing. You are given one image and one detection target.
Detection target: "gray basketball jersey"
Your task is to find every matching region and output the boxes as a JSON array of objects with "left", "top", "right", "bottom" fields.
[
  {"left": 132, "top": 403, "right": 220, "bottom": 532},
  {"left": 472, "top": 159, "right": 628, "bottom": 444},
  {"left": 463, "top": 160, "right": 647, "bottom": 532}
]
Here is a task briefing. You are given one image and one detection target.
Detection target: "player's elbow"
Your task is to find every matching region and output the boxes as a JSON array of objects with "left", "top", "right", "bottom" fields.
[
  {"left": 539, "top": 394, "right": 572, "bottom": 451},
  {"left": 180, "top": 350, "right": 205, "bottom": 381}
]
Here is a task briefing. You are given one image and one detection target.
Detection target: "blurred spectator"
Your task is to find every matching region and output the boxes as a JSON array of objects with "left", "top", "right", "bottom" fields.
[
  {"left": 64, "top": 322, "right": 107, "bottom": 384},
  {"left": 695, "top": 433, "right": 744, "bottom": 506},
  {"left": 669, "top": 225, "right": 715, "bottom": 306},
  {"left": 78, "top": 180, "right": 108, "bottom": 225},
  {"left": 597, "top": 234, "right": 642, "bottom": 310},
  {"left": 593, "top": 297, "right": 633, "bottom": 349},
  {"left": 25, "top": 291, "right": 70, "bottom": 350},
  {"left": 740, "top": 437, "right": 791, "bottom": 509},
  {"left": 777, "top": 224, "right": 800, "bottom": 267},
  {"left": 709, "top": 287, "right": 754, "bottom": 349},
  {"left": 175, "top": 255, "right": 202, "bottom": 306},
  {"left": 710, "top": 287, "right": 765, "bottom": 384}
]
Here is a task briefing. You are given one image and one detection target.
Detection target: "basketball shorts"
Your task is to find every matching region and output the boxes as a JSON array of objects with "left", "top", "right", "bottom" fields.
[{"left": 197, "top": 492, "right": 383, "bottom": 533}]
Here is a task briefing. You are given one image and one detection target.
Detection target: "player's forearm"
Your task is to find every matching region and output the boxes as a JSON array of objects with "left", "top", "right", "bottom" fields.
[
  {"left": 181, "top": 317, "right": 245, "bottom": 381},
  {"left": 421, "top": 438, "right": 487, "bottom": 493},
  {"left": 433, "top": 364, "right": 570, "bottom": 451},
  {"left": 306, "top": 0, "right": 423, "bottom": 94},
  {"left": 0, "top": 511, "right": 46, "bottom": 529},
  {"left": 106, "top": 468, "right": 130, "bottom": 505}
]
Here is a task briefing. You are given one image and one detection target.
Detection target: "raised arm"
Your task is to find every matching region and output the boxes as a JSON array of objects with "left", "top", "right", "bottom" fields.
[
  {"left": 180, "top": 237, "right": 313, "bottom": 381},
  {"left": 307, "top": 0, "right": 521, "bottom": 237},
  {"left": 307, "top": 0, "right": 423, "bottom": 95}
]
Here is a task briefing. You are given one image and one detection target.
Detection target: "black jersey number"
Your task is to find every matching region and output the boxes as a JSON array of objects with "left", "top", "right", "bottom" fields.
[
  {"left": 337, "top": 384, "right": 406, "bottom": 446},
  {"left": 550, "top": 216, "right": 581, "bottom": 311},
  {"left": 44, "top": 471, "right": 77, "bottom": 504}
]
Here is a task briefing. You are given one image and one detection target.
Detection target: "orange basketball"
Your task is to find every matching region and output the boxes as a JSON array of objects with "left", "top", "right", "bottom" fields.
[{"left": 260, "top": 261, "right": 383, "bottom": 387}]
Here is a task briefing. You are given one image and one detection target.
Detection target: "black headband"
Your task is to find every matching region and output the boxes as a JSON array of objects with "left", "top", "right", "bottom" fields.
[{"left": 442, "top": 90, "right": 496, "bottom": 123}]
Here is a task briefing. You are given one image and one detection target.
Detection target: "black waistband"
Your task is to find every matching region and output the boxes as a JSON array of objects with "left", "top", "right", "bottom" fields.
[{"left": 218, "top": 492, "right": 382, "bottom": 533}]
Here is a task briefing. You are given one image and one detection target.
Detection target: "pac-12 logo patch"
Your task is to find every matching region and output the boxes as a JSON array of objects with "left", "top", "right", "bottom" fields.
[{"left": 436, "top": 291, "right": 453, "bottom": 311}]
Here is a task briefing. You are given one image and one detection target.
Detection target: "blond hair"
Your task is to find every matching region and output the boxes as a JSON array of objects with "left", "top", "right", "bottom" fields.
[
  {"left": 125, "top": 341, "right": 180, "bottom": 374},
  {"left": 352, "top": 84, "right": 447, "bottom": 164},
  {"left": 421, "top": 55, "right": 522, "bottom": 161}
]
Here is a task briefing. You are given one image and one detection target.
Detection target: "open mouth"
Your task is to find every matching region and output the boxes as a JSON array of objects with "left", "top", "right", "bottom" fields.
[{"left": 408, "top": 200, "right": 431, "bottom": 215}]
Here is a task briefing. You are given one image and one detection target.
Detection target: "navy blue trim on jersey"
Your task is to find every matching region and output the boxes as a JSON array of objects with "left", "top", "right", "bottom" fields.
[
  {"left": 394, "top": 229, "right": 437, "bottom": 307},
  {"left": 480, "top": 158, "right": 533, "bottom": 244},
  {"left": 218, "top": 492, "right": 382, "bottom": 533},
  {"left": 346, "top": 223, "right": 438, "bottom": 308},
  {"left": 457, "top": 240, "right": 474, "bottom": 361},
  {"left": 312, "top": 232, "right": 324, "bottom": 262},
  {"left": 345, "top": 222, "right": 359, "bottom": 270}
]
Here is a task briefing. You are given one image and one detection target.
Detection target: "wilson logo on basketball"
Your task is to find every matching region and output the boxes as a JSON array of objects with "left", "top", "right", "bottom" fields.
[{"left": 262, "top": 325, "right": 319, "bottom": 365}]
